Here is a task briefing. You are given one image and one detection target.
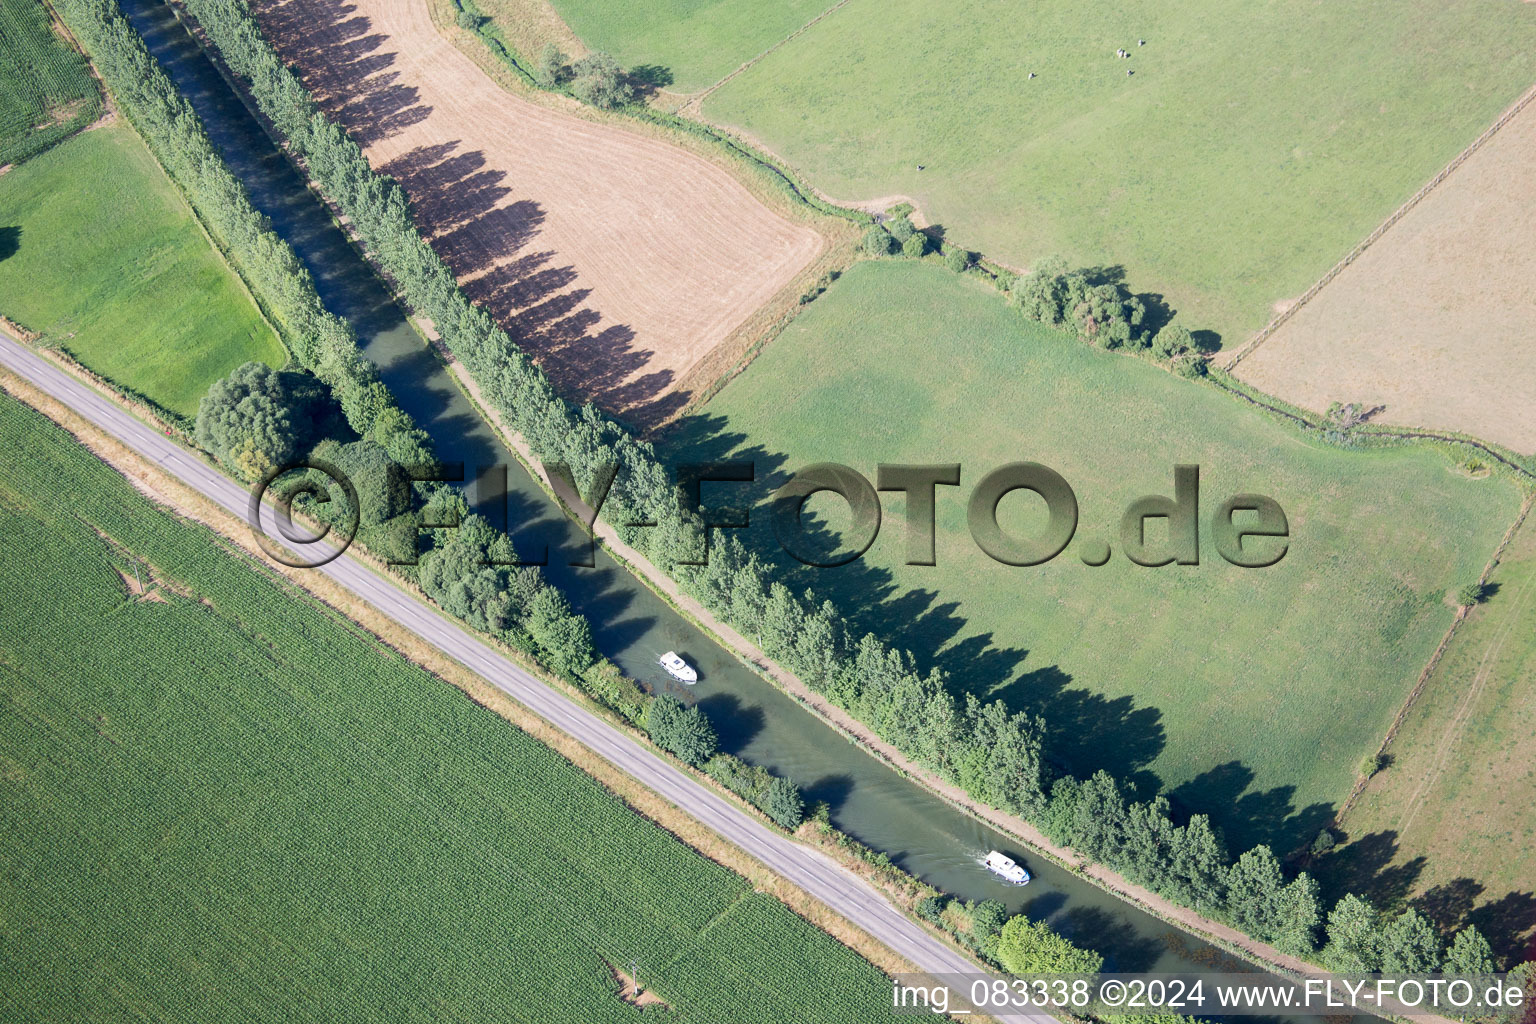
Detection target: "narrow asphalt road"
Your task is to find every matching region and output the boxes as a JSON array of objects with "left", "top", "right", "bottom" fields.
[{"left": 0, "top": 333, "right": 1046, "bottom": 1018}]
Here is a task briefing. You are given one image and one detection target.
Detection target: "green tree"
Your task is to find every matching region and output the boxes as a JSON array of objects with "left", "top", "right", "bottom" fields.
[
  {"left": 646, "top": 694, "right": 717, "bottom": 766},
  {"left": 1012, "top": 256, "right": 1070, "bottom": 325},
  {"left": 1324, "top": 894, "right": 1382, "bottom": 972},
  {"left": 570, "top": 52, "right": 633, "bottom": 108},
  {"left": 196, "top": 361, "right": 309, "bottom": 482},
  {"left": 1174, "top": 355, "right": 1207, "bottom": 378},
  {"left": 537, "top": 42, "right": 567, "bottom": 87},
  {"left": 945, "top": 247, "right": 971, "bottom": 273},
  {"left": 916, "top": 895, "right": 945, "bottom": 923},
  {"left": 1226, "top": 845, "right": 1286, "bottom": 940},
  {"left": 1379, "top": 909, "right": 1442, "bottom": 974},
  {"left": 1072, "top": 282, "right": 1147, "bottom": 349},
  {"left": 761, "top": 775, "right": 804, "bottom": 829},
  {"left": 417, "top": 515, "right": 517, "bottom": 633},
  {"left": 886, "top": 215, "right": 915, "bottom": 243},
  {"left": 970, "top": 899, "right": 1008, "bottom": 947},
  {"left": 1271, "top": 872, "right": 1322, "bottom": 956},
  {"left": 996, "top": 916, "right": 1105, "bottom": 974},
  {"left": 862, "top": 226, "right": 896, "bottom": 256},
  {"left": 1063, "top": 771, "right": 1127, "bottom": 860},
  {"left": 1151, "top": 323, "right": 1195, "bottom": 360},
  {"left": 902, "top": 232, "right": 927, "bottom": 259},
  {"left": 1456, "top": 581, "right": 1487, "bottom": 608},
  {"left": 1310, "top": 829, "right": 1336, "bottom": 857},
  {"left": 1496, "top": 962, "right": 1536, "bottom": 1024},
  {"left": 1167, "top": 814, "right": 1227, "bottom": 911},
  {"left": 454, "top": 7, "right": 479, "bottom": 30},
  {"left": 1442, "top": 924, "right": 1498, "bottom": 975},
  {"left": 527, "top": 585, "right": 596, "bottom": 675},
  {"left": 311, "top": 437, "right": 410, "bottom": 528}
]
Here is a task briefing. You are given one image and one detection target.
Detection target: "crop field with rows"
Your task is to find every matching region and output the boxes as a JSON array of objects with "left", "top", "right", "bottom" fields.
[
  {"left": 0, "top": 0, "right": 100, "bottom": 165},
  {"left": 0, "top": 394, "right": 905, "bottom": 1024}
]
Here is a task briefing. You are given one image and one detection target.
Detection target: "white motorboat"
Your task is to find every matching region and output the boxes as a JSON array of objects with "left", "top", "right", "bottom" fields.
[
  {"left": 984, "top": 850, "right": 1031, "bottom": 886},
  {"left": 659, "top": 651, "right": 697, "bottom": 684}
]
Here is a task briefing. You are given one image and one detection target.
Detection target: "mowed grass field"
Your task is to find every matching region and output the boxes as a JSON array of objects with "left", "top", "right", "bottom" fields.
[
  {"left": 697, "top": 0, "right": 1536, "bottom": 344},
  {"left": 1321, "top": 510, "right": 1536, "bottom": 955},
  {"left": 0, "top": 121, "right": 285, "bottom": 417},
  {"left": 0, "top": 0, "right": 100, "bottom": 165},
  {"left": 668, "top": 261, "right": 1523, "bottom": 854},
  {"left": 544, "top": 0, "right": 826, "bottom": 93},
  {"left": 0, "top": 394, "right": 906, "bottom": 1024}
]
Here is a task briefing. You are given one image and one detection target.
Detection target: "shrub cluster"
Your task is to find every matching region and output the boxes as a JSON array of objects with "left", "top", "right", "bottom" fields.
[
  {"left": 646, "top": 693, "right": 717, "bottom": 766},
  {"left": 707, "top": 752, "right": 805, "bottom": 829}
]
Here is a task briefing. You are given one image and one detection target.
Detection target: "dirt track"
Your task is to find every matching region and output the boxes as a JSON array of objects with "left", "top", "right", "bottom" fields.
[
  {"left": 1237, "top": 98, "right": 1536, "bottom": 456},
  {"left": 251, "top": 0, "right": 822, "bottom": 425}
]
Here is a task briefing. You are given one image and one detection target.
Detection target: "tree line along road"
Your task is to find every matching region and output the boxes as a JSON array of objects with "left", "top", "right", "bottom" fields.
[{"left": 0, "top": 330, "right": 1055, "bottom": 1023}]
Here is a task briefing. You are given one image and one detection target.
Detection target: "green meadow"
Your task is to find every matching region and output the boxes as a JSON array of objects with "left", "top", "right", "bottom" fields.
[
  {"left": 0, "top": 121, "right": 285, "bottom": 417},
  {"left": 0, "top": 394, "right": 905, "bottom": 1024},
  {"left": 545, "top": 0, "right": 826, "bottom": 93},
  {"left": 698, "top": 0, "right": 1536, "bottom": 345},
  {"left": 669, "top": 261, "right": 1523, "bottom": 852}
]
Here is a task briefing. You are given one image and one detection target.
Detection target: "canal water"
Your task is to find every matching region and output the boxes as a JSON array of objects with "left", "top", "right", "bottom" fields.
[{"left": 120, "top": 0, "right": 1329, "bottom": 999}]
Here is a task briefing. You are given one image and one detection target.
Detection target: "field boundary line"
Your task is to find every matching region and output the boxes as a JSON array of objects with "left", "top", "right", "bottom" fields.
[
  {"left": 1225, "top": 78, "right": 1536, "bottom": 370},
  {"left": 1207, "top": 373, "right": 1536, "bottom": 482},
  {"left": 1396, "top": 557, "right": 1536, "bottom": 837},
  {"left": 680, "top": 0, "right": 855, "bottom": 116},
  {"left": 1334, "top": 493, "right": 1534, "bottom": 826}
]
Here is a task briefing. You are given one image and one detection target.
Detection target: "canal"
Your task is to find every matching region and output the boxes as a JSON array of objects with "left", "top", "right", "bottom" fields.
[{"left": 120, "top": 0, "right": 1329, "bottom": 1002}]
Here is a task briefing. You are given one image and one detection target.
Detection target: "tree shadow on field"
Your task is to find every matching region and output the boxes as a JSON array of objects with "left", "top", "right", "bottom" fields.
[
  {"left": 255, "top": 0, "right": 431, "bottom": 146},
  {"left": 0, "top": 226, "right": 19, "bottom": 262},
  {"left": 251, "top": 0, "right": 686, "bottom": 430},
  {"left": 1191, "top": 329, "right": 1223, "bottom": 354},
  {"left": 627, "top": 64, "right": 673, "bottom": 95},
  {"left": 1467, "top": 891, "right": 1536, "bottom": 965},
  {"left": 1170, "top": 761, "right": 1335, "bottom": 858},
  {"left": 659, "top": 410, "right": 1179, "bottom": 810},
  {"left": 1318, "top": 835, "right": 1536, "bottom": 964},
  {"left": 1312, "top": 830, "right": 1426, "bottom": 909},
  {"left": 1414, "top": 877, "right": 1486, "bottom": 933}
]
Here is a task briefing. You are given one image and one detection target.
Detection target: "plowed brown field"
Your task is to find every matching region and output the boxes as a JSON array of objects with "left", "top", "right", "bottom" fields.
[
  {"left": 251, "top": 0, "right": 822, "bottom": 425},
  {"left": 1236, "top": 98, "right": 1536, "bottom": 456}
]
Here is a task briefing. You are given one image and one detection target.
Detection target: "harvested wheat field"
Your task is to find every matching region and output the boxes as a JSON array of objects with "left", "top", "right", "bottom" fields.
[
  {"left": 1236, "top": 95, "right": 1536, "bottom": 455},
  {"left": 251, "top": 0, "right": 823, "bottom": 425}
]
